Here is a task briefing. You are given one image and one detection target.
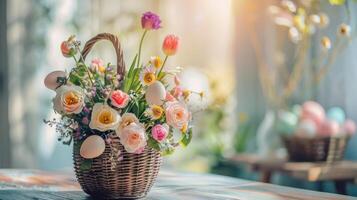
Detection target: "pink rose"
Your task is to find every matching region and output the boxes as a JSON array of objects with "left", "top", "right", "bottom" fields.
[
  {"left": 110, "top": 90, "right": 130, "bottom": 108},
  {"left": 152, "top": 124, "right": 169, "bottom": 142},
  {"left": 165, "top": 101, "right": 190, "bottom": 129}
]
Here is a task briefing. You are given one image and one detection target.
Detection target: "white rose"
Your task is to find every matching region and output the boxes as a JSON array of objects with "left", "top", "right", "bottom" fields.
[
  {"left": 53, "top": 85, "right": 85, "bottom": 114},
  {"left": 120, "top": 123, "right": 147, "bottom": 153},
  {"left": 89, "top": 103, "right": 121, "bottom": 131}
]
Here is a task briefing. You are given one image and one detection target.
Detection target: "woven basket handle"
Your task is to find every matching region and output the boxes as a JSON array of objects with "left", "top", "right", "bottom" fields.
[{"left": 81, "top": 33, "right": 125, "bottom": 80}]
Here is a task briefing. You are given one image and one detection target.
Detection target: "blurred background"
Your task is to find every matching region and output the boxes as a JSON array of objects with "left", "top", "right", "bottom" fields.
[{"left": 0, "top": 0, "right": 357, "bottom": 196}]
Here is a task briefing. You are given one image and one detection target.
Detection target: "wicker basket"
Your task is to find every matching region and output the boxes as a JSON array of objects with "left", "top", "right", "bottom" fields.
[
  {"left": 282, "top": 135, "right": 350, "bottom": 162},
  {"left": 73, "top": 33, "right": 162, "bottom": 199}
]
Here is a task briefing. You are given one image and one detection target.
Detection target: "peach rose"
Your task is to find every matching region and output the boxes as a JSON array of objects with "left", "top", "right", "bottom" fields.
[
  {"left": 110, "top": 90, "right": 130, "bottom": 108},
  {"left": 165, "top": 101, "right": 190, "bottom": 129},
  {"left": 53, "top": 85, "right": 85, "bottom": 114},
  {"left": 120, "top": 123, "right": 147, "bottom": 153}
]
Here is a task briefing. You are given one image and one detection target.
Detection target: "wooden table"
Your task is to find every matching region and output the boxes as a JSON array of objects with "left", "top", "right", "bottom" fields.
[
  {"left": 228, "top": 154, "right": 357, "bottom": 195},
  {"left": 0, "top": 169, "right": 356, "bottom": 199}
]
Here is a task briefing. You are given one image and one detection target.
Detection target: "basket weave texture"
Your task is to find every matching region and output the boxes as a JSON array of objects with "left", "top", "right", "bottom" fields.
[
  {"left": 73, "top": 136, "right": 162, "bottom": 199},
  {"left": 282, "top": 135, "right": 349, "bottom": 162},
  {"left": 73, "top": 33, "right": 162, "bottom": 199}
]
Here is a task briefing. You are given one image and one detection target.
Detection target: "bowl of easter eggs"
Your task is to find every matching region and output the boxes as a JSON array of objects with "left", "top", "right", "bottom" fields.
[{"left": 277, "top": 101, "right": 356, "bottom": 162}]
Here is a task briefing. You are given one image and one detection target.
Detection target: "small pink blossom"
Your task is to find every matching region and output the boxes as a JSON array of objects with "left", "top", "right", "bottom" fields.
[
  {"left": 110, "top": 90, "right": 130, "bottom": 108},
  {"left": 165, "top": 93, "right": 175, "bottom": 102},
  {"left": 82, "top": 117, "right": 89, "bottom": 125},
  {"left": 90, "top": 58, "right": 105, "bottom": 72},
  {"left": 151, "top": 124, "right": 169, "bottom": 142},
  {"left": 171, "top": 86, "right": 183, "bottom": 98},
  {"left": 174, "top": 76, "right": 181, "bottom": 86},
  {"left": 134, "top": 146, "right": 146, "bottom": 154}
]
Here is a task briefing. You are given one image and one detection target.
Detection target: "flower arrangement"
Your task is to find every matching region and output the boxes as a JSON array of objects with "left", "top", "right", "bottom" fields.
[{"left": 44, "top": 11, "right": 204, "bottom": 162}]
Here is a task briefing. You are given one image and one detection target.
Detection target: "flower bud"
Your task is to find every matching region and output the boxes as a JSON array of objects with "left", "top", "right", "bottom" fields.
[{"left": 162, "top": 35, "right": 179, "bottom": 56}]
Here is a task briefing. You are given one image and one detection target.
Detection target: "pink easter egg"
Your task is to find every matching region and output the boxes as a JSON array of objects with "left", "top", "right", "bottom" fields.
[
  {"left": 301, "top": 101, "right": 325, "bottom": 126},
  {"left": 318, "top": 120, "right": 339, "bottom": 136},
  {"left": 343, "top": 119, "right": 356, "bottom": 135},
  {"left": 44, "top": 71, "right": 67, "bottom": 90}
]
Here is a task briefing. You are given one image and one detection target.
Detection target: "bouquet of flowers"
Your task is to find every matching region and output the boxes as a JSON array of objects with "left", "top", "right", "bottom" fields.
[{"left": 44, "top": 11, "right": 204, "bottom": 198}]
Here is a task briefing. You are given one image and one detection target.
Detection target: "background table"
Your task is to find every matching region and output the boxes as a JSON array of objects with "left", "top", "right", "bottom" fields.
[
  {"left": 227, "top": 154, "right": 357, "bottom": 195},
  {"left": 0, "top": 169, "right": 356, "bottom": 200}
]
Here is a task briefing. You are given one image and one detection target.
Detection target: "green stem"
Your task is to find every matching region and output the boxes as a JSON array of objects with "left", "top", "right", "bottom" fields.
[
  {"left": 157, "top": 55, "right": 168, "bottom": 79},
  {"left": 137, "top": 30, "right": 148, "bottom": 69},
  {"left": 72, "top": 49, "right": 95, "bottom": 87}
]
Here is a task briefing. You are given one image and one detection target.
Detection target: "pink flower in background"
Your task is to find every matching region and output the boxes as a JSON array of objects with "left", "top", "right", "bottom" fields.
[
  {"left": 60, "top": 35, "right": 77, "bottom": 57},
  {"left": 343, "top": 119, "right": 356, "bottom": 135},
  {"left": 165, "top": 93, "right": 175, "bottom": 102},
  {"left": 110, "top": 90, "right": 130, "bottom": 108},
  {"left": 174, "top": 75, "right": 181, "bottom": 86},
  {"left": 162, "top": 35, "right": 179, "bottom": 56},
  {"left": 60, "top": 41, "right": 71, "bottom": 57},
  {"left": 90, "top": 58, "right": 105, "bottom": 73},
  {"left": 165, "top": 101, "right": 190, "bottom": 129},
  {"left": 171, "top": 86, "right": 183, "bottom": 98},
  {"left": 141, "top": 11, "right": 161, "bottom": 30},
  {"left": 152, "top": 124, "right": 169, "bottom": 142}
]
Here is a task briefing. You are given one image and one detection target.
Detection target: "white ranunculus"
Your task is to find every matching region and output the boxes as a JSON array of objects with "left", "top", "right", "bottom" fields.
[
  {"left": 120, "top": 123, "right": 147, "bottom": 153},
  {"left": 53, "top": 85, "right": 85, "bottom": 114},
  {"left": 89, "top": 103, "right": 121, "bottom": 132}
]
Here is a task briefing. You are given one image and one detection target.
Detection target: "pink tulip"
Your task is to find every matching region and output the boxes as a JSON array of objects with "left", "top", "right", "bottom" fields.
[{"left": 162, "top": 35, "right": 179, "bottom": 56}]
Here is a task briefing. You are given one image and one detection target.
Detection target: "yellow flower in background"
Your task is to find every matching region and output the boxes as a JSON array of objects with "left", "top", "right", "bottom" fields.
[
  {"left": 329, "top": 0, "right": 345, "bottom": 5},
  {"left": 150, "top": 56, "right": 162, "bottom": 69},
  {"left": 182, "top": 90, "right": 191, "bottom": 100},
  {"left": 239, "top": 112, "right": 249, "bottom": 123},
  {"left": 140, "top": 65, "right": 156, "bottom": 86},
  {"left": 321, "top": 36, "right": 331, "bottom": 50},
  {"left": 145, "top": 105, "right": 164, "bottom": 120},
  {"left": 180, "top": 123, "right": 188, "bottom": 133},
  {"left": 204, "top": 64, "right": 235, "bottom": 106}
]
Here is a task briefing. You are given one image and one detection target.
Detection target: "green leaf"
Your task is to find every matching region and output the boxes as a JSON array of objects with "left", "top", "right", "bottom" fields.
[
  {"left": 80, "top": 159, "right": 93, "bottom": 171},
  {"left": 127, "top": 54, "right": 138, "bottom": 78},
  {"left": 69, "top": 74, "right": 81, "bottom": 86},
  {"left": 148, "top": 137, "right": 161, "bottom": 151},
  {"left": 179, "top": 128, "right": 193, "bottom": 147},
  {"left": 162, "top": 146, "right": 175, "bottom": 156},
  {"left": 329, "top": 0, "right": 345, "bottom": 5},
  {"left": 123, "top": 55, "right": 138, "bottom": 92}
]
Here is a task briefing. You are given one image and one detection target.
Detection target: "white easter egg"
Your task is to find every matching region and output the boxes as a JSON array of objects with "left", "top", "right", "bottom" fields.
[
  {"left": 145, "top": 81, "right": 166, "bottom": 105},
  {"left": 44, "top": 70, "right": 67, "bottom": 90},
  {"left": 80, "top": 135, "right": 106, "bottom": 159}
]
